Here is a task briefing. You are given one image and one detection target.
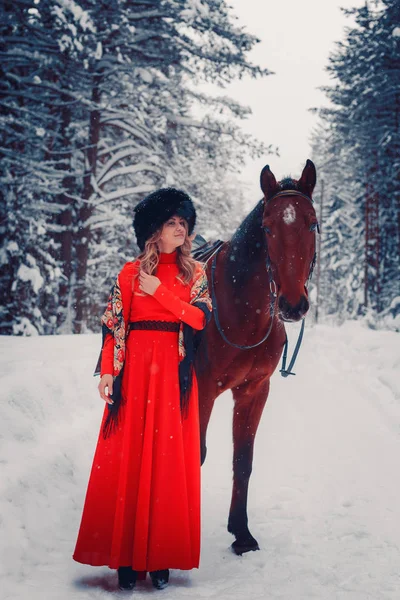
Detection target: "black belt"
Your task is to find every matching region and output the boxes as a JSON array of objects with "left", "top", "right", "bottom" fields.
[{"left": 129, "top": 320, "right": 180, "bottom": 332}]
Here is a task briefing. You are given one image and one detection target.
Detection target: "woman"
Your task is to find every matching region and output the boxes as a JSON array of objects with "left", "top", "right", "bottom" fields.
[{"left": 73, "top": 188, "right": 212, "bottom": 590}]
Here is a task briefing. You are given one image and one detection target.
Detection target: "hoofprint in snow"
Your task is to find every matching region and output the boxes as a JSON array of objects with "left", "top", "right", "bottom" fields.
[{"left": 1, "top": 322, "right": 399, "bottom": 600}]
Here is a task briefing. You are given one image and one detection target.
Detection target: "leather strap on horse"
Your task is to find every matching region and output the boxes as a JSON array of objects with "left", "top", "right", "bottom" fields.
[
  {"left": 210, "top": 245, "right": 277, "bottom": 350},
  {"left": 279, "top": 319, "right": 305, "bottom": 377},
  {"left": 268, "top": 190, "right": 314, "bottom": 204},
  {"left": 211, "top": 246, "right": 306, "bottom": 376}
]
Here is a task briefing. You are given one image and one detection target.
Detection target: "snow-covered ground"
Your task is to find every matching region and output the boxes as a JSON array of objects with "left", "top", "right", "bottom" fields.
[{"left": 1, "top": 322, "right": 399, "bottom": 600}]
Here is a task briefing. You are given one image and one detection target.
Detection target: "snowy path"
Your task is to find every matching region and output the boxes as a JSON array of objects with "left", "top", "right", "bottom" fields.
[{"left": 1, "top": 323, "right": 399, "bottom": 600}]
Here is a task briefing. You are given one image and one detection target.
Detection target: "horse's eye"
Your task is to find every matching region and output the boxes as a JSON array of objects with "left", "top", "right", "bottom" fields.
[{"left": 310, "top": 222, "right": 319, "bottom": 233}]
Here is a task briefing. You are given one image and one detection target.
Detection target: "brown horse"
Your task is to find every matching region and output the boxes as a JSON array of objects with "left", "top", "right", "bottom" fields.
[{"left": 195, "top": 159, "right": 318, "bottom": 555}]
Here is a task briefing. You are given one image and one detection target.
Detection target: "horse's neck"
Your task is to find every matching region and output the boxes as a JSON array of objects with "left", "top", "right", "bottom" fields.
[
  {"left": 216, "top": 199, "right": 275, "bottom": 325},
  {"left": 222, "top": 241, "right": 273, "bottom": 323}
]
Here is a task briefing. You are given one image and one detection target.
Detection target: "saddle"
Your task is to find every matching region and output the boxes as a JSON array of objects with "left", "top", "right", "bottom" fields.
[{"left": 191, "top": 234, "right": 224, "bottom": 264}]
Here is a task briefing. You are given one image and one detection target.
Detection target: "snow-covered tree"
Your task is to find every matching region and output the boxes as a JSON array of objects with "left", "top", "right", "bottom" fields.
[
  {"left": 310, "top": 122, "right": 365, "bottom": 322},
  {"left": 311, "top": 0, "right": 400, "bottom": 322},
  {"left": 1, "top": 0, "right": 273, "bottom": 334},
  {"left": 0, "top": 0, "right": 77, "bottom": 334}
]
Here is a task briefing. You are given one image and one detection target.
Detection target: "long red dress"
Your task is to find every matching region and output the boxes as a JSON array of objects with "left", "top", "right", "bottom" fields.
[{"left": 73, "top": 250, "right": 207, "bottom": 572}]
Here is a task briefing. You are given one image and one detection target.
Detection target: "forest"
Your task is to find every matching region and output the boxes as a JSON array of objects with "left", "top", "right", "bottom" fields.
[
  {"left": 311, "top": 0, "right": 399, "bottom": 327},
  {"left": 0, "top": 0, "right": 399, "bottom": 335}
]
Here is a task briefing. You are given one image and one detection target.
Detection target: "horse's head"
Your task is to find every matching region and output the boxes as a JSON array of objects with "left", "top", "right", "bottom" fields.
[{"left": 260, "top": 159, "right": 318, "bottom": 322}]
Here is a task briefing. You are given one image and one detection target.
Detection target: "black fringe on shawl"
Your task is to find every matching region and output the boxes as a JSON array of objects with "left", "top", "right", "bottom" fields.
[
  {"left": 94, "top": 324, "right": 126, "bottom": 439},
  {"left": 102, "top": 368, "right": 124, "bottom": 439},
  {"left": 178, "top": 301, "right": 212, "bottom": 418}
]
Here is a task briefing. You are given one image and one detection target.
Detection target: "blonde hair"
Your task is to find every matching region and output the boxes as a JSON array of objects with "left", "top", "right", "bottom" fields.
[{"left": 135, "top": 220, "right": 198, "bottom": 285}]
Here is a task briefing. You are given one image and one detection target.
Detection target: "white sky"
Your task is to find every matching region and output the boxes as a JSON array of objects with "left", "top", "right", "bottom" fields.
[{"left": 213, "top": 0, "right": 365, "bottom": 200}]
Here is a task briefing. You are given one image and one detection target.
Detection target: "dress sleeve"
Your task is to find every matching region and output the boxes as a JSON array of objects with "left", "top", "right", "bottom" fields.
[
  {"left": 98, "top": 260, "right": 138, "bottom": 377},
  {"left": 153, "top": 284, "right": 206, "bottom": 330},
  {"left": 100, "top": 333, "right": 114, "bottom": 377}
]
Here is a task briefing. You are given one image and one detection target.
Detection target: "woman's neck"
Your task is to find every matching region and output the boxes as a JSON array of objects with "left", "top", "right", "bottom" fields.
[
  {"left": 158, "top": 249, "right": 178, "bottom": 264},
  {"left": 158, "top": 242, "right": 179, "bottom": 254}
]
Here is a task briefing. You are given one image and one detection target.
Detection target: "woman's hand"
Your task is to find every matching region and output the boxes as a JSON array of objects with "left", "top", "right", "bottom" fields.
[
  {"left": 98, "top": 374, "right": 114, "bottom": 404},
  {"left": 139, "top": 270, "right": 161, "bottom": 295}
]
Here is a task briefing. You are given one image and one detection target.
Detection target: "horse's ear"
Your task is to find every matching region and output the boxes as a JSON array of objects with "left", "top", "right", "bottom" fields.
[
  {"left": 260, "top": 165, "right": 278, "bottom": 200},
  {"left": 298, "top": 159, "right": 317, "bottom": 198}
]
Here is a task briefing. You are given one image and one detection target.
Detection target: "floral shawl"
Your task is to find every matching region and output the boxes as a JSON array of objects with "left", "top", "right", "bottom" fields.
[{"left": 95, "top": 264, "right": 212, "bottom": 437}]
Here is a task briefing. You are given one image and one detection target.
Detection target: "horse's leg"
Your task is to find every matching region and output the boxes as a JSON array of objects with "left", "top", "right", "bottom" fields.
[
  {"left": 197, "top": 371, "right": 218, "bottom": 465},
  {"left": 228, "top": 377, "right": 270, "bottom": 554}
]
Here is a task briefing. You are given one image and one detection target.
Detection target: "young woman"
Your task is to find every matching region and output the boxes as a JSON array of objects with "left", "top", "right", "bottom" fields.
[{"left": 73, "top": 188, "right": 212, "bottom": 590}]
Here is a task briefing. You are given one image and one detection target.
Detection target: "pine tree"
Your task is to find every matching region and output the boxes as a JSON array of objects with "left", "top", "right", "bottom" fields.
[
  {"left": 1, "top": 0, "right": 273, "bottom": 334},
  {"left": 0, "top": 0, "right": 78, "bottom": 334},
  {"left": 311, "top": 0, "right": 400, "bottom": 322},
  {"left": 310, "top": 122, "right": 365, "bottom": 322}
]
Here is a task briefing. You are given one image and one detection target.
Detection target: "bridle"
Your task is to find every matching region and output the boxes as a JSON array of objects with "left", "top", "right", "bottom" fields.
[
  {"left": 209, "top": 190, "right": 319, "bottom": 375},
  {"left": 210, "top": 240, "right": 277, "bottom": 351}
]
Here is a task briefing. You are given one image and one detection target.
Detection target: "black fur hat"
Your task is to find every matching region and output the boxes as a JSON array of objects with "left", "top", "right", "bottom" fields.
[{"left": 133, "top": 187, "right": 196, "bottom": 251}]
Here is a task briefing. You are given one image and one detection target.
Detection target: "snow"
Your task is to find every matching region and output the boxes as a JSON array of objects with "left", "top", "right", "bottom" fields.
[
  {"left": 181, "top": 0, "right": 210, "bottom": 23},
  {"left": 1, "top": 322, "right": 400, "bottom": 599},
  {"left": 6, "top": 241, "right": 19, "bottom": 254},
  {"left": 16, "top": 263, "right": 44, "bottom": 294},
  {"left": 12, "top": 317, "right": 39, "bottom": 336},
  {"left": 136, "top": 68, "right": 153, "bottom": 84},
  {"left": 53, "top": 0, "right": 96, "bottom": 32},
  {"left": 94, "top": 42, "right": 103, "bottom": 61}
]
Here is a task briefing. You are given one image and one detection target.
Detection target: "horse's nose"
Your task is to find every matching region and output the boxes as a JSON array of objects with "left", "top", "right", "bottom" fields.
[{"left": 278, "top": 294, "right": 309, "bottom": 322}]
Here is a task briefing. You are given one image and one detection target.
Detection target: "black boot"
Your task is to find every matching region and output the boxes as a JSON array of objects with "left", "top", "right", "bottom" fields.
[
  {"left": 150, "top": 569, "right": 169, "bottom": 590},
  {"left": 117, "top": 566, "right": 137, "bottom": 590}
]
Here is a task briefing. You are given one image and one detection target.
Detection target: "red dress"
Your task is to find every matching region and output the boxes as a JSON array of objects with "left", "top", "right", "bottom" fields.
[{"left": 73, "top": 250, "right": 206, "bottom": 572}]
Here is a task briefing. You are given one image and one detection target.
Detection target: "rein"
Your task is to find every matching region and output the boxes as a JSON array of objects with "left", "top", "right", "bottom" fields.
[
  {"left": 210, "top": 244, "right": 277, "bottom": 350},
  {"left": 209, "top": 189, "right": 317, "bottom": 376},
  {"left": 279, "top": 319, "right": 305, "bottom": 377}
]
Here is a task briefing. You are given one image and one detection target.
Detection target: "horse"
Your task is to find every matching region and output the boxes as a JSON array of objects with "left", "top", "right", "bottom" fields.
[{"left": 195, "top": 159, "right": 318, "bottom": 555}]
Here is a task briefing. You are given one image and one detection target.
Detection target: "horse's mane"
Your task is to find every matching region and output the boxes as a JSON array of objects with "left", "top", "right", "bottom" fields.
[
  {"left": 278, "top": 177, "right": 300, "bottom": 191},
  {"left": 225, "top": 200, "right": 266, "bottom": 287}
]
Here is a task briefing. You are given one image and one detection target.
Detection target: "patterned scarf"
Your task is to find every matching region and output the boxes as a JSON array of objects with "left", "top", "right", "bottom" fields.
[{"left": 95, "top": 264, "right": 212, "bottom": 438}]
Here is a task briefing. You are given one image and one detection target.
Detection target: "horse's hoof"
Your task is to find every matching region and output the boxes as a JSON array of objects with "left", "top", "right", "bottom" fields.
[{"left": 231, "top": 539, "right": 260, "bottom": 555}]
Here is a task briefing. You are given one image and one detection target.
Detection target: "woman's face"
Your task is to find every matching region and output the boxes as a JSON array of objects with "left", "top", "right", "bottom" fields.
[{"left": 159, "top": 215, "right": 188, "bottom": 252}]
